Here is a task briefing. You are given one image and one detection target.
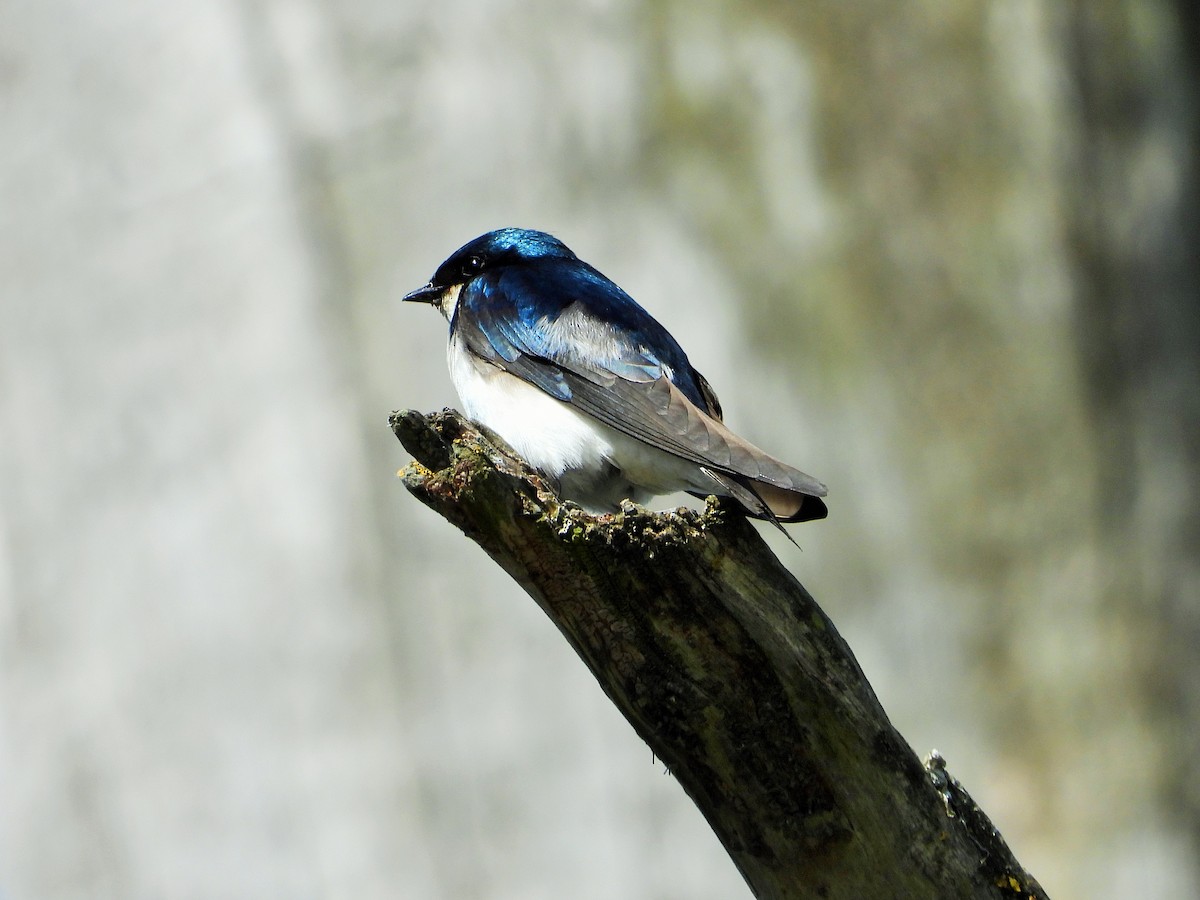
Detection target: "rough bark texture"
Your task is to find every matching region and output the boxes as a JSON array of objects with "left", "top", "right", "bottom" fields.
[{"left": 393, "top": 408, "right": 1048, "bottom": 900}]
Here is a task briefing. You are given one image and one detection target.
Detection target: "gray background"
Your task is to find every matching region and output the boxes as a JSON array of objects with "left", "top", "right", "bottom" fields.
[{"left": 2, "top": 1, "right": 1198, "bottom": 898}]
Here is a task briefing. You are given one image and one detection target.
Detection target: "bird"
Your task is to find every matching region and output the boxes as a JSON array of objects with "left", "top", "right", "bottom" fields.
[{"left": 403, "top": 227, "right": 827, "bottom": 529}]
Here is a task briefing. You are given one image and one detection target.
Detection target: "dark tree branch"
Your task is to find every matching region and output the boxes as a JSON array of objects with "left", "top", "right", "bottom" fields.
[{"left": 392, "top": 408, "right": 1048, "bottom": 900}]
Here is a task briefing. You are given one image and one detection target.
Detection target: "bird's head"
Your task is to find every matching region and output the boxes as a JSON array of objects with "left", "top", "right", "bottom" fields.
[{"left": 403, "top": 228, "right": 576, "bottom": 319}]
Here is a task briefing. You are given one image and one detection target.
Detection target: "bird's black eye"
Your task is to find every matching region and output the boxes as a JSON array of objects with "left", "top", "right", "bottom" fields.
[{"left": 461, "top": 254, "right": 485, "bottom": 278}]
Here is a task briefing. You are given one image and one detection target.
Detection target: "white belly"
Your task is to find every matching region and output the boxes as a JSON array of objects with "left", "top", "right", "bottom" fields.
[{"left": 447, "top": 335, "right": 706, "bottom": 511}]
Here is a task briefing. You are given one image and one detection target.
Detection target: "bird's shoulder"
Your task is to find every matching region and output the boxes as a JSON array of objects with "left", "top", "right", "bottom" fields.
[
  {"left": 456, "top": 255, "right": 714, "bottom": 412},
  {"left": 473, "top": 258, "right": 678, "bottom": 353}
]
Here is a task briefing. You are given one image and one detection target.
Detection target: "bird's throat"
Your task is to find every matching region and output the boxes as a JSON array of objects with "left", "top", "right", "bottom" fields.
[{"left": 438, "top": 283, "right": 463, "bottom": 322}]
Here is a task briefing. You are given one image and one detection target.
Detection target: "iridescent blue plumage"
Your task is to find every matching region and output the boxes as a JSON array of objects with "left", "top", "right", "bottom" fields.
[
  {"left": 456, "top": 258, "right": 709, "bottom": 409},
  {"left": 403, "top": 228, "right": 827, "bottom": 526}
]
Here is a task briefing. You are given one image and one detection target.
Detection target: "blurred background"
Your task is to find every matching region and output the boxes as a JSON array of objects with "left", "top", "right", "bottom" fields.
[{"left": 2, "top": 1, "right": 1197, "bottom": 898}]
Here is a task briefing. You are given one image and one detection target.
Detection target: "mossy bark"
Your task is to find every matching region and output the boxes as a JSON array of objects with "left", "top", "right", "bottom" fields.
[{"left": 393, "top": 408, "right": 1048, "bottom": 900}]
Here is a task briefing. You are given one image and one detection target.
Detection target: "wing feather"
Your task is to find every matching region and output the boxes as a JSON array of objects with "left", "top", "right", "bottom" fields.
[{"left": 452, "top": 266, "right": 827, "bottom": 500}]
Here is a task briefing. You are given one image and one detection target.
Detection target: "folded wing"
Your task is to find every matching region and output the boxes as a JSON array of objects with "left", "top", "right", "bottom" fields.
[{"left": 454, "top": 265, "right": 827, "bottom": 522}]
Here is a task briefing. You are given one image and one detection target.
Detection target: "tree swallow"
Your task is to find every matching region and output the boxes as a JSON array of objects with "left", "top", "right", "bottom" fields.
[{"left": 403, "top": 228, "right": 827, "bottom": 527}]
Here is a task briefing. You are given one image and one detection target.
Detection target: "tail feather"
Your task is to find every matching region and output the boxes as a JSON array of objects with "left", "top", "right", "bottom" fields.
[
  {"left": 692, "top": 468, "right": 827, "bottom": 546},
  {"left": 748, "top": 478, "right": 828, "bottom": 523}
]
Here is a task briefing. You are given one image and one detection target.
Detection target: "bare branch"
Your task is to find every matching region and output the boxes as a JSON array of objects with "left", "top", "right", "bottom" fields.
[{"left": 392, "top": 408, "right": 1048, "bottom": 900}]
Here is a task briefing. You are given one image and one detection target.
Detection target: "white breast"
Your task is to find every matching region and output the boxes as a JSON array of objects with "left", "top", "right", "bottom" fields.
[{"left": 448, "top": 333, "right": 615, "bottom": 478}]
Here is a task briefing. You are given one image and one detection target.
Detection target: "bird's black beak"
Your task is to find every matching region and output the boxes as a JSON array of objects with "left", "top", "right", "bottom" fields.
[{"left": 402, "top": 281, "right": 442, "bottom": 304}]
